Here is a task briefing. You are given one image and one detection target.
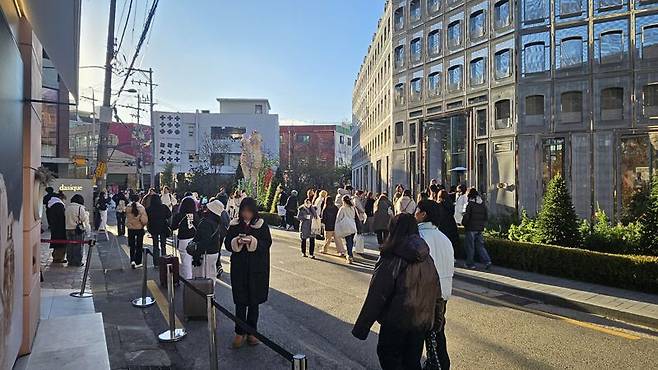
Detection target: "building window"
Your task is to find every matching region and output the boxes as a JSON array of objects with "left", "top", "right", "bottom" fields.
[
  {"left": 525, "top": 0, "right": 546, "bottom": 22},
  {"left": 476, "top": 144, "right": 488, "bottom": 195},
  {"left": 526, "top": 95, "right": 545, "bottom": 115},
  {"left": 620, "top": 136, "right": 658, "bottom": 210},
  {"left": 394, "top": 45, "right": 405, "bottom": 69},
  {"left": 494, "top": 99, "right": 512, "bottom": 129},
  {"left": 428, "top": 72, "right": 441, "bottom": 97},
  {"left": 347, "top": 137, "right": 352, "bottom": 146},
  {"left": 494, "top": 0, "right": 511, "bottom": 29},
  {"left": 601, "top": 87, "right": 624, "bottom": 120},
  {"left": 447, "top": 20, "right": 462, "bottom": 49},
  {"left": 642, "top": 25, "right": 658, "bottom": 59},
  {"left": 394, "top": 7, "right": 404, "bottom": 31},
  {"left": 410, "top": 78, "right": 423, "bottom": 101},
  {"left": 428, "top": 0, "right": 441, "bottom": 13},
  {"left": 296, "top": 134, "right": 311, "bottom": 144},
  {"left": 599, "top": 0, "right": 622, "bottom": 9},
  {"left": 411, "top": 38, "right": 422, "bottom": 63},
  {"left": 560, "top": 91, "right": 583, "bottom": 123},
  {"left": 560, "top": 37, "right": 583, "bottom": 68},
  {"left": 476, "top": 108, "right": 487, "bottom": 136},
  {"left": 339, "top": 135, "right": 345, "bottom": 144},
  {"left": 395, "top": 122, "right": 404, "bottom": 144},
  {"left": 494, "top": 49, "right": 511, "bottom": 79},
  {"left": 447, "top": 65, "right": 463, "bottom": 91},
  {"left": 469, "top": 57, "right": 486, "bottom": 86},
  {"left": 644, "top": 84, "right": 658, "bottom": 110},
  {"left": 410, "top": 0, "right": 421, "bottom": 22},
  {"left": 210, "top": 153, "right": 225, "bottom": 167},
  {"left": 600, "top": 31, "right": 623, "bottom": 64},
  {"left": 542, "top": 138, "right": 565, "bottom": 191},
  {"left": 255, "top": 104, "right": 263, "bottom": 114},
  {"left": 395, "top": 83, "right": 405, "bottom": 106},
  {"left": 560, "top": 0, "right": 582, "bottom": 15},
  {"left": 409, "top": 122, "right": 416, "bottom": 145},
  {"left": 470, "top": 10, "right": 486, "bottom": 39},
  {"left": 524, "top": 42, "right": 546, "bottom": 74},
  {"left": 428, "top": 30, "right": 441, "bottom": 56},
  {"left": 211, "top": 126, "right": 246, "bottom": 141}
]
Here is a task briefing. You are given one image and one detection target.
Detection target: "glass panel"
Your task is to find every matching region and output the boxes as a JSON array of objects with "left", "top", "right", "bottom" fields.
[
  {"left": 476, "top": 109, "right": 487, "bottom": 136},
  {"left": 620, "top": 136, "right": 658, "bottom": 211},
  {"left": 542, "top": 138, "right": 565, "bottom": 190},
  {"left": 428, "top": 72, "right": 442, "bottom": 96},
  {"left": 524, "top": 42, "right": 545, "bottom": 73},
  {"left": 495, "top": 49, "right": 511, "bottom": 79},
  {"left": 410, "top": 78, "right": 423, "bottom": 101},
  {"left": 601, "top": 87, "right": 624, "bottom": 120},
  {"left": 643, "top": 25, "right": 658, "bottom": 59},
  {"left": 644, "top": 84, "right": 658, "bottom": 107},
  {"left": 526, "top": 95, "right": 545, "bottom": 115},
  {"left": 562, "top": 91, "right": 583, "bottom": 112},
  {"left": 395, "top": 8, "right": 405, "bottom": 30},
  {"left": 395, "top": 122, "right": 404, "bottom": 143},
  {"left": 477, "top": 144, "right": 488, "bottom": 195},
  {"left": 448, "top": 65, "right": 463, "bottom": 91},
  {"left": 470, "top": 11, "right": 485, "bottom": 39},
  {"left": 470, "top": 58, "right": 485, "bottom": 86},
  {"left": 494, "top": 0, "right": 511, "bottom": 28},
  {"left": 525, "top": 0, "right": 546, "bottom": 21},
  {"left": 410, "top": 0, "right": 421, "bottom": 21},
  {"left": 600, "top": 0, "right": 623, "bottom": 9},
  {"left": 428, "top": 0, "right": 441, "bottom": 13},
  {"left": 395, "top": 46, "right": 405, "bottom": 68},
  {"left": 600, "top": 31, "right": 623, "bottom": 63},
  {"left": 411, "top": 38, "right": 422, "bottom": 62},
  {"left": 495, "top": 100, "right": 512, "bottom": 128},
  {"left": 561, "top": 0, "right": 582, "bottom": 15},
  {"left": 448, "top": 21, "right": 462, "bottom": 48},
  {"left": 410, "top": 122, "right": 417, "bottom": 145},
  {"left": 41, "top": 87, "right": 58, "bottom": 157},
  {"left": 395, "top": 83, "right": 405, "bottom": 106},
  {"left": 428, "top": 31, "right": 441, "bottom": 56},
  {"left": 561, "top": 37, "right": 583, "bottom": 68},
  {"left": 450, "top": 116, "right": 467, "bottom": 186}
]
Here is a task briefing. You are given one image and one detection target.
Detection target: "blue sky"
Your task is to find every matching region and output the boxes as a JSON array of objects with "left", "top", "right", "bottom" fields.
[{"left": 79, "top": 0, "right": 386, "bottom": 125}]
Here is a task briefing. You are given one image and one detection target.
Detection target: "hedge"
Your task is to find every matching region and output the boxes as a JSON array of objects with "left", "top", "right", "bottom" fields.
[
  {"left": 480, "top": 237, "right": 658, "bottom": 294},
  {"left": 260, "top": 212, "right": 282, "bottom": 227}
]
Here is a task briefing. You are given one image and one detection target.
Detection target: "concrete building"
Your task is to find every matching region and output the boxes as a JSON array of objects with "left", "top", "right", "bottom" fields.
[
  {"left": 353, "top": 0, "right": 658, "bottom": 219},
  {"left": 153, "top": 98, "right": 279, "bottom": 177},
  {"left": 280, "top": 123, "right": 352, "bottom": 170}
]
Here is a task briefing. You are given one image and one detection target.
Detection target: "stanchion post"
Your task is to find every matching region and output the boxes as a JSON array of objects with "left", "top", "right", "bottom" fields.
[
  {"left": 70, "top": 240, "right": 94, "bottom": 298},
  {"left": 207, "top": 294, "right": 218, "bottom": 370},
  {"left": 292, "top": 354, "right": 307, "bottom": 370},
  {"left": 132, "top": 247, "right": 155, "bottom": 307},
  {"left": 158, "top": 263, "right": 186, "bottom": 342}
]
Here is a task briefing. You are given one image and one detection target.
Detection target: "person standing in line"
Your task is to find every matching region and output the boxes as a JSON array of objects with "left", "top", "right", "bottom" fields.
[
  {"left": 334, "top": 195, "right": 358, "bottom": 264},
  {"left": 96, "top": 191, "right": 111, "bottom": 232},
  {"left": 114, "top": 191, "right": 128, "bottom": 236},
  {"left": 215, "top": 186, "right": 229, "bottom": 207},
  {"left": 462, "top": 189, "right": 492, "bottom": 270},
  {"left": 364, "top": 191, "right": 375, "bottom": 235},
  {"left": 46, "top": 191, "right": 67, "bottom": 263},
  {"left": 395, "top": 189, "right": 417, "bottom": 215},
  {"left": 436, "top": 190, "right": 460, "bottom": 253},
  {"left": 191, "top": 200, "right": 227, "bottom": 279},
  {"left": 392, "top": 184, "right": 405, "bottom": 205},
  {"left": 296, "top": 198, "right": 318, "bottom": 258},
  {"left": 126, "top": 193, "right": 148, "bottom": 268},
  {"left": 146, "top": 195, "right": 172, "bottom": 268},
  {"left": 276, "top": 185, "right": 288, "bottom": 229},
  {"left": 64, "top": 194, "right": 91, "bottom": 267},
  {"left": 171, "top": 197, "right": 199, "bottom": 280},
  {"left": 161, "top": 186, "right": 177, "bottom": 214},
  {"left": 284, "top": 190, "right": 299, "bottom": 230},
  {"left": 453, "top": 185, "right": 468, "bottom": 225},
  {"left": 227, "top": 190, "right": 243, "bottom": 221},
  {"left": 320, "top": 197, "right": 344, "bottom": 255},
  {"left": 312, "top": 189, "right": 327, "bottom": 237},
  {"left": 334, "top": 185, "right": 351, "bottom": 207},
  {"left": 372, "top": 193, "right": 393, "bottom": 246},
  {"left": 415, "top": 200, "right": 455, "bottom": 370},
  {"left": 225, "top": 198, "right": 272, "bottom": 349},
  {"left": 352, "top": 214, "right": 440, "bottom": 370}
]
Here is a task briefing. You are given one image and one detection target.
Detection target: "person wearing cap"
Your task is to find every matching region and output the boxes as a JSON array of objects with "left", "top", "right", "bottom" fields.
[{"left": 192, "top": 199, "right": 228, "bottom": 279}]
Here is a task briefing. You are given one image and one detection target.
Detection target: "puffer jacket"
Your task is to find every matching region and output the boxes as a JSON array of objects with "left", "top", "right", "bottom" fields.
[
  {"left": 126, "top": 202, "right": 148, "bottom": 230},
  {"left": 352, "top": 234, "right": 440, "bottom": 339},
  {"left": 395, "top": 196, "right": 416, "bottom": 215},
  {"left": 462, "top": 198, "right": 488, "bottom": 232}
]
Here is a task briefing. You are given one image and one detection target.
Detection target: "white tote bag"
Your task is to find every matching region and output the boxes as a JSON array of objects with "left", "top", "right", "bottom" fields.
[{"left": 354, "top": 233, "right": 365, "bottom": 254}]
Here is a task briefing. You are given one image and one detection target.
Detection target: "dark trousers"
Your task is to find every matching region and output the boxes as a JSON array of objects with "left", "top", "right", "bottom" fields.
[
  {"left": 285, "top": 211, "right": 296, "bottom": 228},
  {"left": 424, "top": 300, "right": 450, "bottom": 370},
  {"left": 301, "top": 237, "right": 315, "bottom": 256},
  {"left": 128, "top": 229, "right": 145, "bottom": 265},
  {"left": 66, "top": 230, "right": 84, "bottom": 266},
  {"left": 116, "top": 212, "right": 126, "bottom": 236},
  {"left": 377, "top": 325, "right": 425, "bottom": 370},
  {"left": 235, "top": 304, "right": 259, "bottom": 335},
  {"left": 344, "top": 234, "right": 355, "bottom": 257},
  {"left": 376, "top": 230, "right": 389, "bottom": 245},
  {"left": 151, "top": 232, "right": 167, "bottom": 265}
]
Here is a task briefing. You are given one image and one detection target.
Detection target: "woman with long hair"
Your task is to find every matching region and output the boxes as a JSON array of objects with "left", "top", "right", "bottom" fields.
[
  {"left": 96, "top": 191, "right": 111, "bottom": 231},
  {"left": 334, "top": 195, "right": 358, "bottom": 263},
  {"left": 372, "top": 193, "right": 393, "bottom": 245},
  {"left": 225, "top": 197, "right": 272, "bottom": 349},
  {"left": 64, "top": 194, "right": 90, "bottom": 266},
  {"left": 436, "top": 190, "right": 460, "bottom": 252},
  {"left": 296, "top": 197, "right": 318, "bottom": 258},
  {"left": 320, "top": 196, "right": 344, "bottom": 255},
  {"left": 114, "top": 191, "right": 128, "bottom": 236},
  {"left": 171, "top": 197, "right": 199, "bottom": 279},
  {"left": 126, "top": 193, "right": 148, "bottom": 268},
  {"left": 352, "top": 213, "right": 440, "bottom": 369},
  {"left": 146, "top": 195, "right": 172, "bottom": 267}
]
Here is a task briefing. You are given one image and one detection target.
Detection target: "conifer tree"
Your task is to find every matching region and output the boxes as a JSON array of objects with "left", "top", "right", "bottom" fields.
[
  {"left": 535, "top": 174, "right": 582, "bottom": 247},
  {"left": 639, "top": 175, "right": 658, "bottom": 255}
]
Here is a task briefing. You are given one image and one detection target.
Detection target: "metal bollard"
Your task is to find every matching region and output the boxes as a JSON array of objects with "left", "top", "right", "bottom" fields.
[
  {"left": 70, "top": 240, "right": 94, "bottom": 298},
  {"left": 207, "top": 294, "right": 218, "bottom": 370},
  {"left": 292, "top": 354, "right": 307, "bottom": 370},
  {"left": 158, "top": 263, "right": 187, "bottom": 342},
  {"left": 132, "top": 247, "right": 155, "bottom": 307}
]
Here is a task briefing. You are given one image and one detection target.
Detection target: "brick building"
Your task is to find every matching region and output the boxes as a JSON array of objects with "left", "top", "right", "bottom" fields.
[{"left": 280, "top": 124, "right": 352, "bottom": 170}]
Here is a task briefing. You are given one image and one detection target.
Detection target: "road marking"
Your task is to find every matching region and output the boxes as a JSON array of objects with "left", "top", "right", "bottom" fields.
[
  {"left": 455, "top": 288, "right": 641, "bottom": 340},
  {"left": 147, "top": 280, "right": 183, "bottom": 329}
]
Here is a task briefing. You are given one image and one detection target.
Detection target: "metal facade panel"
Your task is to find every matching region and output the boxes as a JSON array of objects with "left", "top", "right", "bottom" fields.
[
  {"left": 518, "top": 135, "right": 538, "bottom": 216},
  {"left": 594, "top": 131, "right": 615, "bottom": 217},
  {"left": 571, "top": 133, "right": 592, "bottom": 218}
]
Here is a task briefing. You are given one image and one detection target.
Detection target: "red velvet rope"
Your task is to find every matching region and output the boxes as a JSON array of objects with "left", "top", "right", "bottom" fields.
[{"left": 41, "top": 239, "right": 95, "bottom": 245}]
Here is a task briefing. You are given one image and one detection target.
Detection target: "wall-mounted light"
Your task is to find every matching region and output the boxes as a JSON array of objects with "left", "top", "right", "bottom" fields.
[{"left": 13, "top": 0, "right": 23, "bottom": 18}]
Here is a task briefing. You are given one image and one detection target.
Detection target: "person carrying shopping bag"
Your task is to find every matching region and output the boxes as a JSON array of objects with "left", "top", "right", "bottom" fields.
[
  {"left": 320, "top": 197, "right": 345, "bottom": 255},
  {"left": 334, "top": 195, "right": 358, "bottom": 264},
  {"left": 171, "top": 197, "right": 200, "bottom": 280},
  {"left": 296, "top": 198, "right": 318, "bottom": 258},
  {"left": 64, "top": 194, "right": 91, "bottom": 266},
  {"left": 126, "top": 193, "right": 148, "bottom": 268},
  {"left": 189, "top": 200, "right": 227, "bottom": 280}
]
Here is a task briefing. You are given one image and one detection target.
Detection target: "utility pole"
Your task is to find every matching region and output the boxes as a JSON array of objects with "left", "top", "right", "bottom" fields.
[
  {"left": 130, "top": 68, "right": 156, "bottom": 188},
  {"left": 95, "top": 0, "right": 117, "bottom": 190}
]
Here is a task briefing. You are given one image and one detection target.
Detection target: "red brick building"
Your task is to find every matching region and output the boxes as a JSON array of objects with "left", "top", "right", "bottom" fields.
[{"left": 280, "top": 124, "right": 351, "bottom": 169}]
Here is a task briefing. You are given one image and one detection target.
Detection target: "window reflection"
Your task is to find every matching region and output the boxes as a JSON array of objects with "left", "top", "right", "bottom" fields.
[
  {"left": 470, "top": 10, "right": 485, "bottom": 39},
  {"left": 448, "top": 65, "right": 463, "bottom": 91},
  {"left": 524, "top": 42, "right": 546, "bottom": 74},
  {"left": 525, "top": 0, "right": 546, "bottom": 22},
  {"left": 620, "top": 136, "right": 658, "bottom": 211},
  {"left": 643, "top": 25, "right": 658, "bottom": 59},
  {"left": 411, "top": 38, "right": 422, "bottom": 63},
  {"left": 495, "top": 49, "right": 511, "bottom": 79},
  {"left": 428, "top": 30, "right": 441, "bottom": 56},
  {"left": 561, "top": 37, "right": 583, "bottom": 68},
  {"left": 410, "top": 78, "right": 423, "bottom": 101},
  {"left": 600, "top": 31, "right": 624, "bottom": 63},
  {"left": 428, "top": 72, "right": 442, "bottom": 96},
  {"left": 494, "top": 0, "right": 511, "bottom": 28},
  {"left": 542, "top": 138, "right": 565, "bottom": 191},
  {"left": 448, "top": 21, "right": 462, "bottom": 48},
  {"left": 470, "top": 57, "right": 485, "bottom": 86}
]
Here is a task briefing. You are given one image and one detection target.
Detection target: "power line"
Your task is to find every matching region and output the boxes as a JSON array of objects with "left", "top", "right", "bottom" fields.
[{"left": 115, "top": 0, "right": 133, "bottom": 59}]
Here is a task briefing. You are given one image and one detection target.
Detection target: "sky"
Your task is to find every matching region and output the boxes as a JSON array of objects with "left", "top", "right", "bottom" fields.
[{"left": 79, "top": 0, "right": 386, "bottom": 125}]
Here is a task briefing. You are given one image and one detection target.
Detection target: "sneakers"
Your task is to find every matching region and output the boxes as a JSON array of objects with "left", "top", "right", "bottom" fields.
[
  {"left": 247, "top": 335, "right": 260, "bottom": 346},
  {"left": 309, "top": 255, "right": 316, "bottom": 260},
  {"left": 346, "top": 256, "right": 354, "bottom": 264},
  {"left": 484, "top": 262, "right": 492, "bottom": 271},
  {"left": 135, "top": 263, "right": 143, "bottom": 268},
  {"left": 231, "top": 335, "right": 246, "bottom": 349},
  {"left": 131, "top": 261, "right": 136, "bottom": 269},
  {"left": 301, "top": 253, "right": 307, "bottom": 258}
]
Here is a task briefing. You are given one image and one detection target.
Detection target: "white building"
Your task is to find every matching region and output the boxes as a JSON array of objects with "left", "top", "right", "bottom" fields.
[{"left": 153, "top": 98, "right": 279, "bottom": 175}]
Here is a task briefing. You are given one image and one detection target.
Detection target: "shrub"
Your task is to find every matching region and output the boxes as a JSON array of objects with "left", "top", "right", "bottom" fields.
[
  {"left": 535, "top": 174, "right": 582, "bottom": 247},
  {"left": 260, "top": 212, "right": 282, "bottom": 227},
  {"left": 580, "top": 208, "right": 643, "bottom": 255},
  {"left": 639, "top": 175, "right": 658, "bottom": 256},
  {"left": 483, "top": 237, "right": 658, "bottom": 294},
  {"left": 621, "top": 187, "right": 651, "bottom": 224},
  {"left": 508, "top": 210, "right": 541, "bottom": 243}
]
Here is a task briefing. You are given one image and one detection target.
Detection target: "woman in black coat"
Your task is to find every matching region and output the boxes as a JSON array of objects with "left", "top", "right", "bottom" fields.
[
  {"left": 225, "top": 197, "right": 272, "bottom": 349},
  {"left": 437, "top": 190, "right": 460, "bottom": 252},
  {"left": 46, "top": 192, "right": 67, "bottom": 263},
  {"left": 146, "top": 195, "right": 171, "bottom": 267}
]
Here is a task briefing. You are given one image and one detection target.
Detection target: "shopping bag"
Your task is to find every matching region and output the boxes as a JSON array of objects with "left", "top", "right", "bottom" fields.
[
  {"left": 277, "top": 205, "right": 286, "bottom": 217},
  {"left": 354, "top": 233, "right": 365, "bottom": 254}
]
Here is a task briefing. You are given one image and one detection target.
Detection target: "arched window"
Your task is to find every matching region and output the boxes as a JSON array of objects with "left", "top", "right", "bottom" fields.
[
  {"left": 643, "top": 25, "right": 658, "bottom": 59},
  {"left": 469, "top": 57, "right": 486, "bottom": 86},
  {"left": 560, "top": 91, "right": 583, "bottom": 123},
  {"left": 494, "top": 49, "right": 511, "bottom": 79},
  {"left": 525, "top": 95, "right": 545, "bottom": 115},
  {"left": 448, "top": 20, "right": 462, "bottom": 48},
  {"left": 600, "top": 30, "right": 623, "bottom": 64},
  {"left": 524, "top": 42, "right": 546, "bottom": 73},
  {"left": 495, "top": 100, "right": 512, "bottom": 129},
  {"left": 447, "top": 65, "right": 463, "bottom": 91},
  {"left": 560, "top": 37, "right": 583, "bottom": 68},
  {"left": 470, "top": 10, "right": 486, "bottom": 39},
  {"left": 428, "top": 30, "right": 441, "bottom": 56},
  {"left": 601, "top": 87, "right": 623, "bottom": 120},
  {"left": 428, "top": 72, "right": 442, "bottom": 97},
  {"left": 410, "top": 0, "right": 421, "bottom": 22}
]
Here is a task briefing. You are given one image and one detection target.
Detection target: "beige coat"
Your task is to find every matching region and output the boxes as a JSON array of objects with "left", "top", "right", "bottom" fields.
[{"left": 126, "top": 202, "right": 148, "bottom": 230}]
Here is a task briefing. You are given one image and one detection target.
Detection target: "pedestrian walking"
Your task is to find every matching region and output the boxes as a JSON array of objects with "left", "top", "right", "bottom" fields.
[
  {"left": 395, "top": 189, "right": 417, "bottom": 215},
  {"left": 191, "top": 200, "right": 227, "bottom": 279},
  {"left": 320, "top": 197, "right": 344, "bottom": 255},
  {"left": 64, "top": 194, "right": 91, "bottom": 267},
  {"left": 161, "top": 186, "right": 177, "bottom": 213},
  {"left": 296, "top": 198, "right": 318, "bottom": 258},
  {"left": 415, "top": 200, "right": 455, "bottom": 370},
  {"left": 171, "top": 197, "right": 199, "bottom": 279},
  {"left": 142, "top": 188, "right": 156, "bottom": 210},
  {"left": 146, "top": 195, "right": 172, "bottom": 267},
  {"left": 113, "top": 191, "right": 127, "bottom": 236},
  {"left": 126, "top": 194, "right": 148, "bottom": 268},
  {"left": 352, "top": 213, "right": 440, "bottom": 370},
  {"left": 96, "top": 191, "right": 111, "bottom": 231},
  {"left": 364, "top": 191, "right": 375, "bottom": 234},
  {"left": 225, "top": 197, "right": 272, "bottom": 349},
  {"left": 284, "top": 190, "right": 298, "bottom": 230},
  {"left": 46, "top": 192, "right": 67, "bottom": 263},
  {"left": 312, "top": 189, "right": 327, "bottom": 237},
  {"left": 372, "top": 193, "right": 393, "bottom": 245},
  {"left": 462, "top": 189, "right": 492, "bottom": 270},
  {"left": 436, "top": 190, "right": 460, "bottom": 252},
  {"left": 392, "top": 184, "right": 404, "bottom": 205},
  {"left": 334, "top": 195, "right": 358, "bottom": 264},
  {"left": 454, "top": 185, "right": 468, "bottom": 225}
]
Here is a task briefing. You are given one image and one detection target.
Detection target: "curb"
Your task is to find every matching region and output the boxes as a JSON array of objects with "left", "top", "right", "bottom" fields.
[{"left": 454, "top": 271, "right": 658, "bottom": 330}]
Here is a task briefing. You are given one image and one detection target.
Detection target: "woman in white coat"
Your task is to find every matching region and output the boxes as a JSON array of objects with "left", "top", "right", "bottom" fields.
[{"left": 334, "top": 195, "right": 358, "bottom": 264}]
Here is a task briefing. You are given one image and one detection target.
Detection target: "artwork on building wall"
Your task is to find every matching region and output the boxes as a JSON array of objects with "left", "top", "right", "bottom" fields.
[{"left": 155, "top": 114, "right": 183, "bottom": 166}]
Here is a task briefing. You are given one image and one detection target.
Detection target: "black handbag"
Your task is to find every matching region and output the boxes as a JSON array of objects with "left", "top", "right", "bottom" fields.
[{"left": 74, "top": 208, "right": 85, "bottom": 235}]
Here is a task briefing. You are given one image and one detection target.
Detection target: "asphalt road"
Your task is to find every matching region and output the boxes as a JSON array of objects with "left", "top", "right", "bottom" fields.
[{"left": 96, "top": 225, "right": 658, "bottom": 369}]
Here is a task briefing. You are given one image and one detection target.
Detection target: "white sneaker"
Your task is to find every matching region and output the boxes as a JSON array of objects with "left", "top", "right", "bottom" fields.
[
  {"left": 131, "top": 261, "right": 136, "bottom": 269},
  {"left": 135, "top": 263, "right": 143, "bottom": 268}
]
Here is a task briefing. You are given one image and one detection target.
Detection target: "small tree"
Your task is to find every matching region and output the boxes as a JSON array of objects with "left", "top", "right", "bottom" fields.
[
  {"left": 639, "top": 175, "right": 658, "bottom": 256},
  {"left": 160, "top": 163, "right": 175, "bottom": 190},
  {"left": 535, "top": 174, "right": 582, "bottom": 247}
]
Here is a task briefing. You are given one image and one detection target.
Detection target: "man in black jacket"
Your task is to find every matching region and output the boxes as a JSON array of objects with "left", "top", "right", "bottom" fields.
[
  {"left": 284, "top": 190, "right": 298, "bottom": 231},
  {"left": 462, "top": 188, "right": 492, "bottom": 270}
]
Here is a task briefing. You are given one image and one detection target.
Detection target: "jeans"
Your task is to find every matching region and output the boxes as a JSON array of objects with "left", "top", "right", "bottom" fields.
[
  {"left": 99, "top": 209, "right": 108, "bottom": 231},
  {"left": 377, "top": 325, "right": 425, "bottom": 370},
  {"left": 128, "top": 229, "right": 145, "bottom": 265},
  {"left": 116, "top": 212, "right": 126, "bottom": 236},
  {"left": 376, "top": 230, "right": 389, "bottom": 245},
  {"left": 151, "top": 232, "right": 167, "bottom": 265},
  {"left": 301, "top": 237, "right": 315, "bottom": 256},
  {"left": 344, "top": 234, "right": 355, "bottom": 258},
  {"left": 66, "top": 229, "right": 84, "bottom": 266},
  {"left": 464, "top": 231, "right": 491, "bottom": 266},
  {"left": 235, "top": 304, "right": 259, "bottom": 335}
]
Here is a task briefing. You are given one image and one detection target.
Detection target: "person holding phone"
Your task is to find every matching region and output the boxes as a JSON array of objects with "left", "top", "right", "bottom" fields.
[
  {"left": 296, "top": 198, "right": 318, "bottom": 258},
  {"left": 225, "top": 197, "right": 272, "bottom": 349}
]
